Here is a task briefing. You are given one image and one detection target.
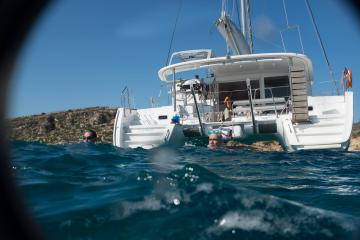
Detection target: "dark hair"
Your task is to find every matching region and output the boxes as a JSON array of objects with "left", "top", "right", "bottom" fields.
[{"left": 83, "top": 130, "right": 97, "bottom": 140}]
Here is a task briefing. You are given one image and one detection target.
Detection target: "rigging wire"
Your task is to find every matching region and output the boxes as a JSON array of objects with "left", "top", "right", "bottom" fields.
[
  {"left": 160, "top": 0, "right": 183, "bottom": 101},
  {"left": 281, "top": 0, "right": 305, "bottom": 54},
  {"left": 282, "top": 0, "right": 289, "bottom": 27},
  {"left": 304, "top": 0, "right": 339, "bottom": 95},
  {"left": 165, "top": 0, "right": 183, "bottom": 66},
  {"left": 253, "top": 33, "right": 284, "bottom": 50}
]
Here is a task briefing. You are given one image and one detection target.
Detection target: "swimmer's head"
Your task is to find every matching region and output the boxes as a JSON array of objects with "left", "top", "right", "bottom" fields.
[
  {"left": 208, "top": 133, "right": 222, "bottom": 149},
  {"left": 83, "top": 130, "right": 97, "bottom": 143}
]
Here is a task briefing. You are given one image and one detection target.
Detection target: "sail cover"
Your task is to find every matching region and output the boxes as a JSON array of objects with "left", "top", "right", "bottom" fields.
[{"left": 215, "top": 15, "right": 250, "bottom": 55}]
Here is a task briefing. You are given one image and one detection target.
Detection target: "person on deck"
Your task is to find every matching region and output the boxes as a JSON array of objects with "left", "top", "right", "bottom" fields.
[{"left": 223, "top": 96, "right": 233, "bottom": 121}]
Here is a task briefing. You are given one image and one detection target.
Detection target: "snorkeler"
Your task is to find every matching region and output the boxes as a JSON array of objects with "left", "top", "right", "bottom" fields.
[{"left": 208, "top": 133, "right": 223, "bottom": 149}]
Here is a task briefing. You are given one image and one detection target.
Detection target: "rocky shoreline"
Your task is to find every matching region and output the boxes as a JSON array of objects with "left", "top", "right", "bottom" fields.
[
  {"left": 8, "top": 107, "right": 117, "bottom": 144},
  {"left": 7, "top": 107, "right": 360, "bottom": 151}
]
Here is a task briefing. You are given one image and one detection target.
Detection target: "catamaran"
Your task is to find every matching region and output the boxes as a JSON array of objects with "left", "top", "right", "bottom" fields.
[{"left": 113, "top": 0, "right": 353, "bottom": 151}]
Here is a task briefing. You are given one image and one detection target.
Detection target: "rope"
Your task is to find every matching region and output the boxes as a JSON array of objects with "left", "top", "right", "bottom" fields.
[
  {"left": 304, "top": 0, "right": 339, "bottom": 95},
  {"left": 165, "top": 0, "right": 183, "bottom": 65}
]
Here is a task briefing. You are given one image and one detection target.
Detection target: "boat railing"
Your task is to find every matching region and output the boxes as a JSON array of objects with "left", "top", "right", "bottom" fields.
[
  {"left": 120, "top": 86, "right": 131, "bottom": 116},
  {"left": 230, "top": 86, "right": 288, "bottom": 110},
  {"left": 190, "top": 85, "right": 291, "bottom": 122}
]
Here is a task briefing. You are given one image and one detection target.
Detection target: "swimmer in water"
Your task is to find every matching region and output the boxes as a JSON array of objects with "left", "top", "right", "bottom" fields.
[
  {"left": 83, "top": 130, "right": 97, "bottom": 143},
  {"left": 208, "top": 133, "right": 223, "bottom": 149}
]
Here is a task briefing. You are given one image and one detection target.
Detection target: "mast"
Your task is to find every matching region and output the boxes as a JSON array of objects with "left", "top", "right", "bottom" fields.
[
  {"left": 240, "top": 0, "right": 246, "bottom": 38},
  {"left": 216, "top": 0, "right": 250, "bottom": 55},
  {"left": 245, "top": 0, "right": 254, "bottom": 53}
]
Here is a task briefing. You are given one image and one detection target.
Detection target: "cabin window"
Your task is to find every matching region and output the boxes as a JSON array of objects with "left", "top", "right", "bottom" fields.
[
  {"left": 218, "top": 80, "right": 260, "bottom": 102},
  {"left": 264, "top": 76, "right": 290, "bottom": 99}
]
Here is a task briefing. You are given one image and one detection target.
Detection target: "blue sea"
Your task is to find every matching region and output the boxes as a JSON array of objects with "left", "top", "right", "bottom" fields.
[{"left": 11, "top": 141, "right": 360, "bottom": 239}]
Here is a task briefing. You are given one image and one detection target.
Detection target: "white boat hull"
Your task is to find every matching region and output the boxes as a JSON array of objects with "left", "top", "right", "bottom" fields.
[
  {"left": 113, "top": 92, "right": 352, "bottom": 152},
  {"left": 113, "top": 106, "right": 185, "bottom": 149},
  {"left": 279, "top": 91, "right": 353, "bottom": 151}
]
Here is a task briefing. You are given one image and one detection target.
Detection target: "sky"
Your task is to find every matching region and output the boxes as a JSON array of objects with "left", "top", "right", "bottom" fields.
[{"left": 8, "top": 0, "right": 360, "bottom": 121}]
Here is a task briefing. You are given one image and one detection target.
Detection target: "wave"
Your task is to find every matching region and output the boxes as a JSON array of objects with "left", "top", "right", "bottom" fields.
[{"left": 11, "top": 141, "right": 360, "bottom": 239}]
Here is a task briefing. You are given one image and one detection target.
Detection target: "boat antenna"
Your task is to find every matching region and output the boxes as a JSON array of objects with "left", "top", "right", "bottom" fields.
[
  {"left": 165, "top": 0, "right": 183, "bottom": 65},
  {"left": 304, "top": 0, "right": 340, "bottom": 95}
]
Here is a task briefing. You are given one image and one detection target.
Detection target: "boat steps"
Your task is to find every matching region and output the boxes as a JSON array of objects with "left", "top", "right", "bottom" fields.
[
  {"left": 128, "top": 125, "right": 167, "bottom": 130},
  {"left": 290, "top": 66, "right": 309, "bottom": 123},
  {"left": 125, "top": 131, "right": 164, "bottom": 137},
  {"left": 295, "top": 131, "right": 343, "bottom": 137},
  {"left": 124, "top": 134, "right": 165, "bottom": 142},
  {"left": 295, "top": 135, "right": 344, "bottom": 145},
  {"left": 295, "top": 143, "right": 342, "bottom": 150},
  {"left": 295, "top": 123, "right": 344, "bottom": 131},
  {"left": 127, "top": 144, "right": 159, "bottom": 149},
  {"left": 124, "top": 138, "right": 164, "bottom": 145},
  {"left": 294, "top": 119, "right": 345, "bottom": 129},
  {"left": 127, "top": 125, "right": 167, "bottom": 134},
  {"left": 305, "top": 120, "right": 344, "bottom": 127},
  {"left": 124, "top": 138, "right": 164, "bottom": 148},
  {"left": 309, "top": 114, "right": 344, "bottom": 120},
  {"left": 122, "top": 124, "right": 170, "bottom": 148}
]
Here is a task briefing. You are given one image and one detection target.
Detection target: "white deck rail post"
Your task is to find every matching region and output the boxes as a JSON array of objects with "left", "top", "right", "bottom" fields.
[
  {"left": 172, "top": 68, "right": 176, "bottom": 112},
  {"left": 246, "top": 78, "right": 257, "bottom": 134}
]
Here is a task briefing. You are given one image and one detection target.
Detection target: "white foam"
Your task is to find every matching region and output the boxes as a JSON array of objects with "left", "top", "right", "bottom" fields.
[
  {"left": 195, "top": 183, "right": 213, "bottom": 194},
  {"left": 114, "top": 196, "right": 164, "bottom": 219}
]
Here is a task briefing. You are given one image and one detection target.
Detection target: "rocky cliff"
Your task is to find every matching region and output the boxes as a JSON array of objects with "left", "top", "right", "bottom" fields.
[
  {"left": 7, "top": 107, "right": 360, "bottom": 151},
  {"left": 8, "top": 107, "right": 117, "bottom": 144}
]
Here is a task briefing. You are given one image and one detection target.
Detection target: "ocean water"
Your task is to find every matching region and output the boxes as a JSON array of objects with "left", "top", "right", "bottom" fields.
[{"left": 11, "top": 141, "right": 360, "bottom": 239}]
